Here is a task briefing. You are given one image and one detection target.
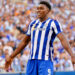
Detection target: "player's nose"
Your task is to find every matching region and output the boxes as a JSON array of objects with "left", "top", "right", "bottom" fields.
[{"left": 36, "top": 9, "right": 41, "bottom": 13}]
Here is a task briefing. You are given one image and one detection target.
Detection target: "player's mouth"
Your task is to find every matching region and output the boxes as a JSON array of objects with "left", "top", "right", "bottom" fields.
[{"left": 37, "top": 13, "right": 42, "bottom": 16}]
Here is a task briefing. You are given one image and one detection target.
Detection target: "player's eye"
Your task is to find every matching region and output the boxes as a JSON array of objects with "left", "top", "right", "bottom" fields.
[{"left": 37, "top": 7, "right": 44, "bottom": 10}]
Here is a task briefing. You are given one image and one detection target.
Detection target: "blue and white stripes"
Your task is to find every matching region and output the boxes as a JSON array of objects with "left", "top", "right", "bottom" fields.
[{"left": 26, "top": 18, "right": 63, "bottom": 61}]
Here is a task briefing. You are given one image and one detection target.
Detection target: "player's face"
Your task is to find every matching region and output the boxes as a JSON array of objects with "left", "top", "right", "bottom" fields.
[{"left": 36, "top": 4, "right": 49, "bottom": 19}]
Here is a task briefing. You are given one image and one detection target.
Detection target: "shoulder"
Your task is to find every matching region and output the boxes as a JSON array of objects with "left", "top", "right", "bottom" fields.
[
  {"left": 50, "top": 18, "right": 59, "bottom": 24},
  {"left": 49, "top": 17, "right": 59, "bottom": 22},
  {"left": 53, "top": 20, "right": 60, "bottom": 24},
  {"left": 51, "top": 19, "right": 60, "bottom": 26},
  {"left": 48, "top": 18, "right": 59, "bottom": 24},
  {"left": 29, "top": 19, "right": 39, "bottom": 27}
]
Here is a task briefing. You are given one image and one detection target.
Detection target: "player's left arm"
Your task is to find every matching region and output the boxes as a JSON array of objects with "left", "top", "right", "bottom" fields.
[
  {"left": 51, "top": 20, "right": 75, "bottom": 64},
  {"left": 57, "top": 32, "right": 75, "bottom": 64}
]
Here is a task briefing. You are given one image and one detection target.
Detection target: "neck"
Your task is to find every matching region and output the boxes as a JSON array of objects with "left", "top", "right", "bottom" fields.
[{"left": 39, "top": 15, "right": 49, "bottom": 22}]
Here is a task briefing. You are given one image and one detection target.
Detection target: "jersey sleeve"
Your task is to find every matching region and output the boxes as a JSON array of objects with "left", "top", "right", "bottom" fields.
[
  {"left": 51, "top": 20, "right": 63, "bottom": 35},
  {"left": 25, "top": 24, "right": 31, "bottom": 36},
  {"left": 25, "top": 20, "right": 36, "bottom": 36}
]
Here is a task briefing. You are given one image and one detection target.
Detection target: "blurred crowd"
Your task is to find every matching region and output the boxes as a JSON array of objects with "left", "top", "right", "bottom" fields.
[{"left": 0, "top": 0, "right": 75, "bottom": 72}]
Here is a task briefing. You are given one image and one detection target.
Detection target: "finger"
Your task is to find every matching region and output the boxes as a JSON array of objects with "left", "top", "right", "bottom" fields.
[
  {"left": 5, "top": 63, "right": 10, "bottom": 69},
  {"left": 5, "top": 65, "right": 10, "bottom": 71},
  {"left": 5, "top": 65, "right": 9, "bottom": 70},
  {"left": 72, "top": 61, "right": 75, "bottom": 68}
]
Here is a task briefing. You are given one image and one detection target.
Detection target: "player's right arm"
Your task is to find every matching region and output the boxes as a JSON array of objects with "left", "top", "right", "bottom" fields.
[
  {"left": 10, "top": 35, "right": 30, "bottom": 58},
  {"left": 5, "top": 19, "right": 35, "bottom": 70},
  {"left": 5, "top": 35, "right": 30, "bottom": 70}
]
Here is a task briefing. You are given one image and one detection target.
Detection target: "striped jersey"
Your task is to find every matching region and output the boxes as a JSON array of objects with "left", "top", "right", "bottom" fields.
[{"left": 26, "top": 18, "right": 63, "bottom": 61}]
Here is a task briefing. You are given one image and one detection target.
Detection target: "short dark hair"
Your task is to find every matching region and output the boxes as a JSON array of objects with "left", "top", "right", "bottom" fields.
[{"left": 39, "top": 1, "right": 51, "bottom": 10}]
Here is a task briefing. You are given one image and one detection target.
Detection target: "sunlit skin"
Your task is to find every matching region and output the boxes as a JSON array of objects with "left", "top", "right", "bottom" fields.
[
  {"left": 36, "top": 4, "right": 50, "bottom": 22},
  {"left": 5, "top": 3, "right": 75, "bottom": 70}
]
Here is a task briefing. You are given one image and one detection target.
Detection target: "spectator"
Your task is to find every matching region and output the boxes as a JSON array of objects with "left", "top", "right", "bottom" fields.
[
  {"left": 0, "top": 0, "right": 75, "bottom": 72},
  {"left": 0, "top": 50, "right": 5, "bottom": 72},
  {"left": 12, "top": 54, "right": 21, "bottom": 72}
]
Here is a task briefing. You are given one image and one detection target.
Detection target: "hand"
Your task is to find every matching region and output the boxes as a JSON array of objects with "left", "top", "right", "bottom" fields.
[
  {"left": 71, "top": 55, "right": 75, "bottom": 65},
  {"left": 5, "top": 57, "right": 13, "bottom": 70}
]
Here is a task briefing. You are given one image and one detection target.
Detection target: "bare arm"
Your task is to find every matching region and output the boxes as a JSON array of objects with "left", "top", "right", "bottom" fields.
[
  {"left": 10, "top": 35, "right": 30, "bottom": 58},
  {"left": 57, "top": 32, "right": 73, "bottom": 57}
]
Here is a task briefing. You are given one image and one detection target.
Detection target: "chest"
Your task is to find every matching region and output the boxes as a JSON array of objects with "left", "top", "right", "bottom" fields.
[{"left": 31, "top": 22, "right": 52, "bottom": 32}]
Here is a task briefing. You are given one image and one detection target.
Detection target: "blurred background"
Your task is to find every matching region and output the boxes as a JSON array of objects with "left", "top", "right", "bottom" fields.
[{"left": 0, "top": 0, "right": 75, "bottom": 73}]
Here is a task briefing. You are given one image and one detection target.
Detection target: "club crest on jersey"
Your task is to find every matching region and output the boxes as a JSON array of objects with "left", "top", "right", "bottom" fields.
[{"left": 32, "top": 24, "right": 36, "bottom": 31}]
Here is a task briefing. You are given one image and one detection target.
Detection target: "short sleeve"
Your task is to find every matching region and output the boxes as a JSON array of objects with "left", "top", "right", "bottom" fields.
[
  {"left": 25, "top": 24, "right": 31, "bottom": 36},
  {"left": 51, "top": 20, "right": 63, "bottom": 35},
  {"left": 25, "top": 20, "right": 37, "bottom": 36}
]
